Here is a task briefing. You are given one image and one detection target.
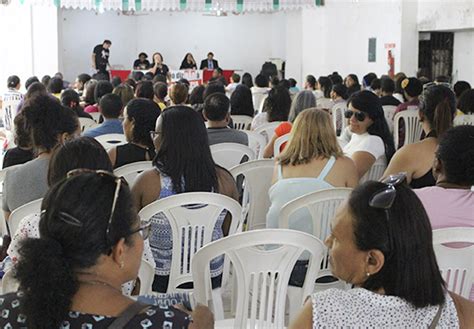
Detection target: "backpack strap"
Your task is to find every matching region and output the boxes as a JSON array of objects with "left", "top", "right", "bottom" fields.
[{"left": 107, "top": 302, "right": 149, "bottom": 329}]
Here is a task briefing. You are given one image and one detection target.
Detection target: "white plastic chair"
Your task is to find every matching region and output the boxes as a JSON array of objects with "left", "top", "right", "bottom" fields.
[
  {"left": 1, "top": 269, "right": 19, "bottom": 294},
  {"left": 252, "top": 91, "right": 268, "bottom": 114},
  {"left": 393, "top": 108, "right": 423, "bottom": 149},
  {"left": 114, "top": 161, "right": 152, "bottom": 185},
  {"left": 231, "top": 115, "right": 253, "bottom": 131},
  {"left": 432, "top": 227, "right": 474, "bottom": 299},
  {"left": 138, "top": 192, "right": 243, "bottom": 294},
  {"left": 0, "top": 164, "right": 22, "bottom": 236},
  {"left": 359, "top": 158, "right": 387, "bottom": 183},
  {"left": 279, "top": 188, "right": 352, "bottom": 319},
  {"left": 192, "top": 229, "right": 325, "bottom": 328},
  {"left": 78, "top": 117, "right": 98, "bottom": 132},
  {"left": 229, "top": 159, "right": 275, "bottom": 231},
  {"left": 382, "top": 105, "right": 397, "bottom": 133},
  {"left": 453, "top": 114, "right": 474, "bottom": 126},
  {"left": 210, "top": 143, "right": 256, "bottom": 170},
  {"left": 8, "top": 198, "right": 42, "bottom": 236},
  {"left": 254, "top": 121, "right": 282, "bottom": 144},
  {"left": 331, "top": 104, "right": 347, "bottom": 136},
  {"left": 273, "top": 134, "right": 290, "bottom": 158},
  {"left": 243, "top": 131, "right": 267, "bottom": 159},
  {"left": 137, "top": 259, "right": 155, "bottom": 296},
  {"left": 95, "top": 134, "right": 127, "bottom": 150},
  {"left": 89, "top": 112, "right": 102, "bottom": 123}
]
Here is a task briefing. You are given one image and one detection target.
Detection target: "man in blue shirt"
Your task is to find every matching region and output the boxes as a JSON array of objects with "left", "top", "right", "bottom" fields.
[{"left": 83, "top": 93, "right": 124, "bottom": 138}]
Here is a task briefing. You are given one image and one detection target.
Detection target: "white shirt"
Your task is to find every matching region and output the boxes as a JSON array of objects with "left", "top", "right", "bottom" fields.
[
  {"left": 1, "top": 88, "right": 23, "bottom": 131},
  {"left": 343, "top": 132, "right": 385, "bottom": 160},
  {"left": 316, "top": 97, "right": 335, "bottom": 110},
  {"left": 7, "top": 213, "right": 156, "bottom": 296},
  {"left": 251, "top": 112, "right": 268, "bottom": 130},
  {"left": 312, "top": 288, "right": 459, "bottom": 328}
]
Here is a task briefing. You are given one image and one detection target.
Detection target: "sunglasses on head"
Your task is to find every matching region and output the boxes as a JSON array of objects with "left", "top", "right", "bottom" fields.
[
  {"left": 344, "top": 110, "right": 367, "bottom": 122},
  {"left": 369, "top": 172, "right": 407, "bottom": 210},
  {"left": 66, "top": 169, "right": 151, "bottom": 244}
]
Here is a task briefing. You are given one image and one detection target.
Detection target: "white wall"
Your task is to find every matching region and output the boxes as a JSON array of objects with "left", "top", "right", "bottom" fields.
[
  {"left": 59, "top": 9, "right": 284, "bottom": 81},
  {"left": 452, "top": 30, "right": 474, "bottom": 84},
  {"left": 418, "top": 0, "right": 474, "bottom": 31}
]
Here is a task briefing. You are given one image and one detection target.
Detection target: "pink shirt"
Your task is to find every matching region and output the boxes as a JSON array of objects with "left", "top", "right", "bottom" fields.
[
  {"left": 84, "top": 104, "right": 99, "bottom": 113},
  {"left": 414, "top": 186, "right": 474, "bottom": 230}
]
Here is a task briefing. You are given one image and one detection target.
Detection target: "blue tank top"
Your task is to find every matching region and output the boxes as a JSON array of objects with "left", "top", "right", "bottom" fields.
[{"left": 266, "top": 156, "right": 336, "bottom": 234}]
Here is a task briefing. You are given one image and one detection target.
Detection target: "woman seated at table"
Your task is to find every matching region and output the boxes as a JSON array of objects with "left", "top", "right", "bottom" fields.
[
  {"left": 133, "top": 52, "right": 150, "bottom": 70},
  {"left": 0, "top": 170, "right": 214, "bottom": 328},
  {"left": 149, "top": 52, "right": 170, "bottom": 80},
  {"left": 290, "top": 174, "right": 473, "bottom": 328},
  {"left": 180, "top": 53, "right": 197, "bottom": 70}
]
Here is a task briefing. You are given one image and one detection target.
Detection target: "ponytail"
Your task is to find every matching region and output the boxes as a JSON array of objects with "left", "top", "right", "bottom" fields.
[
  {"left": 432, "top": 98, "right": 454, "bottom": 138},
  {"left": 15, "top": 238, "right": 78, "bottom": 328}
]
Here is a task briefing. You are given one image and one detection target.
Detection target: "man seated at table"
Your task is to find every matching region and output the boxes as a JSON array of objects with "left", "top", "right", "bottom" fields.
[
  {"left": 203, "top": 93, "right": 248, "bottom": 146},
  {"left": 83, "top": 93, "right": 123, "bottom": 138},
  {"left": 200, "top": 52, "right": 219, "bottom": 70},
  {"left": 133, "top": 52, "right": 150, "bottom": 70}
]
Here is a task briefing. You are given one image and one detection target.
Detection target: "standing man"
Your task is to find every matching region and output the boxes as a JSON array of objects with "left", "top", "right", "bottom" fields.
[
  {"left": 200, "top": 52, "right": 219, "bottom": 70},
  {"left": 92, "top": 40, "right": 112, "bottom": 81}
]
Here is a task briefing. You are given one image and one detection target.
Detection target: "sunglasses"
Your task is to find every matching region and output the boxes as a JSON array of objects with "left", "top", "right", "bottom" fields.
[
  {"left": 66, "top": 169, "right": 150, "bottom": 244},
  {"left": 344, "top": 110, "right": 367, "bottom": 122},
  {"left": 369, "top": 172, "right": 407, "bottom": 210}
]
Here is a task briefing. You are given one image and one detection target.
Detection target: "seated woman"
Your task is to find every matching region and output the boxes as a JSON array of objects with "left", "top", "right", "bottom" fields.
[
  {"left": 108, "top": 98, "right": 161, "bottom": 169},
  {"left": 180, "top": 53, "right": 197, "bottom": 70},
  {"left": 132, "top": 106, "right": 239, "bottom": 293},
  {"left": 84, "top": 80, "right": 114, "bottom": 113},
  {"left": 133, "top": 52, "right": 150, "bottom": 70},
  {"left": 2, "top": 95, "right": 79, "bottom": 220},
  {"left": 263, "top": 89, "right": 316, "bottom": 158},
  {"left": 0, "top": 170, "right": 213, "bottom": 328},
  {"left": 383, "top": 85, "right": 456, "bottom": 188},
  {"left": 343, "top": 90, "right": 395, "bottom": 179},
  {"left": 149, "top": 52, "right": 170, "bottom": 81},
  {"left": 316, "top": 76, "right": 334, "bottom": 111},
  {"left": 2, "top": 112, "right": 34, "bottom": 169},
  {"left": 251, "top": 85, "right": 291, "bottom": 130},
  {"left": 267, "top": 108, "right": 358, "bottom": 234},
  {"left": 290, "top": 174, "right": 474, "bottom": 328},
  {"left": 230, "top": 84, "right": 254, "bottom": 118}
]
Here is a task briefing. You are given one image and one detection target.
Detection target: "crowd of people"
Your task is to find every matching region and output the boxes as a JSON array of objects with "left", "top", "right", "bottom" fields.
[{"left": 0, "top": 63, "right": 472, "bottom": 328}]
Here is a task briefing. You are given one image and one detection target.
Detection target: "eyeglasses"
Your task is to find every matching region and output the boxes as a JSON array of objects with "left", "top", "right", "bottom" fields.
[
  {"left": 129, "top": 220, "right": 152, "bottom": 240},
  {"left": 369, "top": 172, "right": 407, "bottom": 210},
  {"left": 66, "top": 169, "right": 128, "bottom": 245},
  {"left": 149, "top": 130, "right": 161, "bottom": 140},
  {"left": 344, "top": 110, "right": 367, "bottom": 122}
]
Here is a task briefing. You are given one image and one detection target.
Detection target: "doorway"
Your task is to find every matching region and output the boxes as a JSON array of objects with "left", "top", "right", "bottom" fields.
[{"left": 418, "top": 32, "right": 454, "bottom": 80}]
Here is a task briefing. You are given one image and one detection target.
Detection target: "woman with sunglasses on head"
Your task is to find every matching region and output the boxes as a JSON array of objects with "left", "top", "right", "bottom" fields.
[
  {"left": 290, "top": 174, "right": 474, "bottom": 328},
  {"left": 2, "top": 95, "right": 80, "bottom": 221},
  {"left": 383, "top": 85, "right": 456, "bottom": 188},
  {"left": 0, "top": 169, "right": 214, "bottom": 328},
  {"left": 342, "top": 90, "right": 395, "bottom": 179},
  {"left": 132, "top": 106, "right": 239, "bottom": 293}
]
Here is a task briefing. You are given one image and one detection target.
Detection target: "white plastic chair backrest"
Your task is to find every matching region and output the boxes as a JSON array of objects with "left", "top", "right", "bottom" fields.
[
  {"left": 231, "top": 115, "right": 253, "bottom": 131},
  {"left": 8, "top": 198, "right": 42, "bottom": 236},
  {"left": 2, "top": 269, "right": 19, "bottom": 294},
  {"left": 243, "top": 130, "right": 266, "bottom": 159},
  {"left": 229, "top": 159, "right": 275, "bottom": 231},
  {"left": 332, "top": 105, "right": 347, "bottom": 136},
  {"left": 432, "top": 227, "right": 474, "bottom": 298},
  {"left": 114, "top": 161, "right": 153, "bottom": 185},
  {"left": 95, "top": 134, "right": 127, "bottom": 150},
  {"left": 138, "top": 192, "right": 243, "bottom": 292},
  {"left": 393, "top": 108, "right": 422, "bottom": 149},
  {"left": 252, "top": 92, "right": 268, "bottom": 114},
  {"left": 359, "top": 158, "right": 387, "bottom": 183},
  {"left": 279, "top": 188, "right": 352, "bottom": 276},
  {"left": 453, "top": 114, "right": 474, "bottom": 126},
  {"left": 78, "top": 117, "right": 98, "bottom": 132},
  {"left": 210, "top": 143, "right": 255, "bottom": 170},
  {"left": 254, "top": 121, "right": 282, "bottom": 144},
  {"left": 137, "top": 259, "right": 155, "bottom": 296},
  {"left": 273, "top": 133, "right": 290, "bottom": 158},
  {"left": 382, "top": 105, "right": 397, "bottom": 133},
  {"left": 191, "top": 229, "right": 325, "bottom": 328},
  {"left": 257, "top": 95, "right": 268, "bottom": 114},
  {"left": 89, "top": 112, "right": 102, "bottom": 123}
]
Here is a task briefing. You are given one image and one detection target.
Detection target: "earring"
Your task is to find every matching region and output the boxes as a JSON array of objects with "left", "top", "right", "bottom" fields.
[{"left": 366, "top": 272, "right": 371, "bottom": 277}]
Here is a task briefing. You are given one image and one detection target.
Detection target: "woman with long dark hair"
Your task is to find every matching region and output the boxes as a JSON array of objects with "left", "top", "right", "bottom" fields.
[
  {"left": 132, "top": 106, "right": 239, "bottom": 293},
  {"left": 179, "top": 53, "right": 197, "bottom": 70},
  {"left": 342, "top": 90, "right": 395, "bottom": 179},
  {"left": 230, "top": 84, "right": 254, "bottom": 117},
  {"left": 383, "top": 85, "right": 456, "bottom": 188}
]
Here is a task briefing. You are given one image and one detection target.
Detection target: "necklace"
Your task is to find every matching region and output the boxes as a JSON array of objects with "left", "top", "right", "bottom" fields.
[{"left": 78, "top": 280, "right": 122, "bottom": 293}]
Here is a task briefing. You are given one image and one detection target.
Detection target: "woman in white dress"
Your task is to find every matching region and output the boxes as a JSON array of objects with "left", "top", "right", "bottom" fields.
[{"left": 290, "top": 174, "right": 473, "bottom": 328}]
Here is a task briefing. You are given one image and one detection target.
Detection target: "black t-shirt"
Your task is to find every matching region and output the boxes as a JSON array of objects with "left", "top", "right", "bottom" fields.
[
  {"left": 133, "top": 59, "right": 151, "bottom": 70},
  {"left": 380, "top": 95, "right": 401, "bottom": 107},
  {"left": 180, "top": 61, "right": 197, "bottom": 70},
  {"left": 151, "top": 63, "right": 169, "bottom": 77},
  {"left": 2, "top": 147, "right": 34, "bottom": 169},
  {"left": 93, "top": 44, "right": 110, "bottom": 71}
]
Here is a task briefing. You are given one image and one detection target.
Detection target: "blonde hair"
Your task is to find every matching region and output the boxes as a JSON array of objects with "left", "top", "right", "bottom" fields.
[{"left": 278, "top": 108, "right": 343, "bottom": 166}]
